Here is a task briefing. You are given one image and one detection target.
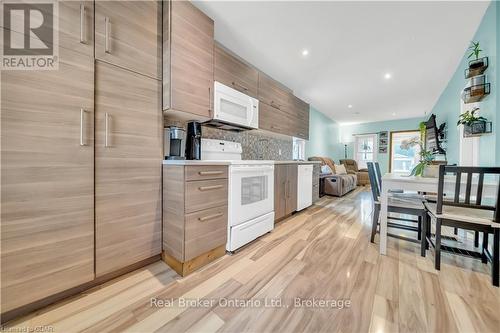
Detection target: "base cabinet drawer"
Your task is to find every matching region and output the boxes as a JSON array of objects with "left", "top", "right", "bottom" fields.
[
  {"left": 185, "top": 179, "right": 228, "bottom": 213},
  {"left": 163, "top": 164, "right": 228, "bottom": 276},
  {"left": 185, "top": 205, "right": 228, "bottom": 260}
]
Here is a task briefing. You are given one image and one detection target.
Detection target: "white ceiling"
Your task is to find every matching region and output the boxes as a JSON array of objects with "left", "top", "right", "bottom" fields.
[{"left": 194, "top": 0, "right": 490, "bottom": 124}]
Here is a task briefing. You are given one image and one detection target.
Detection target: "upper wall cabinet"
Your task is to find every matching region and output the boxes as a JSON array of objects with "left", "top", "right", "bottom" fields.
[
  {"left": 288, "top": 94, "right": 310, "bottom": 140},
  {"left": 95, "top": 0, "right": 161, "bottom": 79},
  {"left": 257, "top": 73, "right": 291, "bottom": 111},
  {"left": 163, "top": 0, "right": 214, "bottom": 119},
  {"left": 215, "top": 43, "right": 258, "bottom": 98}
]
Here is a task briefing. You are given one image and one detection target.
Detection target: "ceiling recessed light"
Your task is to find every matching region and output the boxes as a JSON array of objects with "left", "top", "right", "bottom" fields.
[
  {"left": 392, "top": 112, "right": 396, "bottom": 116},
  {"left": 347, "top": 104, "right": 353, "bottom": 109},
  {"left": 384, "top": 73, "right": 392, "bottom": 79},
  {"left": 301, "top": 49, "right": 309, "bottom": 56}
]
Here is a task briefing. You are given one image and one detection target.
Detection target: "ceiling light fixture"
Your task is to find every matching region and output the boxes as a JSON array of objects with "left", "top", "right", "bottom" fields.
[
  {"left": 347, "top": 104, "right": 353, "bottom": 109},
  {"left": 392, "top": 112, "right": 396, "bottom": 116},
  {"left": 384, "top": 73, "right": 392, "bottom": 79},
  {"left": 301, "top": 49, "right": 309, "bottom": 56}
]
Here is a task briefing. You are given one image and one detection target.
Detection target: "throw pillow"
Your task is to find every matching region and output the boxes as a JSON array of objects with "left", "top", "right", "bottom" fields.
[
  {"left": 335, "top": 164, "right": 348, "bottom": 175},
  {"left": 321, "top": 165, "right": 333, "bottom": 175}
]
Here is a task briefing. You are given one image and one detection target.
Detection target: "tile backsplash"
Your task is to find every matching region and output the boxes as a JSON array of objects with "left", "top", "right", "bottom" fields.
[{"left": 202, "top": 126, "right": 293, "bottom": 160}]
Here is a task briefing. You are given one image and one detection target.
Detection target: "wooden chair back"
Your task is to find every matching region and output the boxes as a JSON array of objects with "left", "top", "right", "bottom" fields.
[
  {"left": 367, "top": 162, "right": 380, "bottom": 202},
  {"left": 436, "top": 165, "right": 500, "bottom": 223}
]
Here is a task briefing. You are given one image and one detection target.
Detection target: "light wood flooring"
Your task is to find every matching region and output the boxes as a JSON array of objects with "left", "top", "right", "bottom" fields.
[{"left": 5, "top": 188, "right": 500, "bottom": 333}]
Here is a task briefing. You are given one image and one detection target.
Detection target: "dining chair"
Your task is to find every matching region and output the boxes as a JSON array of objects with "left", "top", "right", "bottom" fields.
[
  {"left": 374, "top": 162, "right": 404, "bottom": 194},
  {"left": 423, "top": 165, "right": 500, "bottom": 286},
  {"left": 367, "top": 162, "right": 427, "bottom": 244}
]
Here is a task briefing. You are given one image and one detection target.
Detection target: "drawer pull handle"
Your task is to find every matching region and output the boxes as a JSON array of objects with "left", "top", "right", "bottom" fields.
[
  {"left": 271, "top": 125, "right": 281, "bottom": 130},
  {"left": 198, "top": 171, "right": 223, "bottom": 176},
  {"left": 198, "top": 185, "right": 223, "bottom": 191},
  {"left": 198, "top": 213, "right": 223, "bottom": 222},
  {"left": 79, "top": 4, "right": 87, "bottom": 44}
]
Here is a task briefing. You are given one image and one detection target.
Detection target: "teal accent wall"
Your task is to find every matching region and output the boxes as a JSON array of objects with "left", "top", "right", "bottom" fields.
[
  {"left": 430, "top": 1, "right": 498, "bottom": 166},
  {"left": 497, "top": 1, "right": 500, "bottom": 165},
  {"left": 305, "top": 107, "right": 342, "bottom": 161},
  {"left": 339, "top": 117, "right": 425, "bottom": 174}
]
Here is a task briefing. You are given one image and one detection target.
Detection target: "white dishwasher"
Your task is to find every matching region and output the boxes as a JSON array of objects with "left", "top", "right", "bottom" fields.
[{"left": 297, "top": 164, "right": 313, "bottom": 211}]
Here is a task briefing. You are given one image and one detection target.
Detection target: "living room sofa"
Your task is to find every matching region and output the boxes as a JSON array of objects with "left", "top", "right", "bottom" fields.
[
  {"left": 308, "top": 157, "right": 357, "bottom": 197},
  {"left": 339, "top": 159, "right": 370, "bottom": 186}
]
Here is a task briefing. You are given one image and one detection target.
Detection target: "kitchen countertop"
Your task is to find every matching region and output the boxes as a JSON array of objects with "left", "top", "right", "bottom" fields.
[{"left": 163, "top": 160, "right": 321, "bottom": 165}]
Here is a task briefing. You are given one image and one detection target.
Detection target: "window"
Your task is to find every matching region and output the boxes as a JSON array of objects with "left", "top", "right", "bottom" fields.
[
  {"left": 354, "top": 134, "right": 377, "bottom": 169},
  {"left": 293, "top": 137, "right": 306, "bottom": 161},
  {"left": 390, "top": 130, "right": 421, "bottom": 173}
]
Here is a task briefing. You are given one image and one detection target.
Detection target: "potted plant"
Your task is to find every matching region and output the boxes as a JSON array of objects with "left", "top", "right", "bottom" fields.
[
  {"left": 468, "top": 41, "right": 485, "bottom": 70},
  {"left": 457, "top": 108, "right": 488, "bottom": 136},
  {"left": 400, "top": 137, "right": 436, "bottom": 177}
]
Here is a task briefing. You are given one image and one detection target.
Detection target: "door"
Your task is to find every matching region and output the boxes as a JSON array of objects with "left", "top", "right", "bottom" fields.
[
  {"left": 1, "top": 48, "right": 95, "bottom": 312},
  {"left": 95, "top": 62, "right": 162, "bottom": 277},
  {"left": 354, "top": 134, "right": 377, "bottom": 169},
  {"left": 389, "top": 130, "right": 421, "bottom": 173},
  {"left": 229, "top": 165, "right": 274, "bottom": 226},
  {"left": 167, "top": 0, "right": 214, "bottom": 117},
  {"left": 95, "top": 0, "right": 160, "bottom": 79}
]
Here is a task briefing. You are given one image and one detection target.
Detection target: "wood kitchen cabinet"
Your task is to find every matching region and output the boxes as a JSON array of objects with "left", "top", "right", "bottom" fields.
[
  {"left": 215, "top": 43, "right": 259, "bottom": 98},
  {"left": 163, "top": 164, "right": 228, "bottom": 276},
  {"left": 258, "top": 72, "right": 291, "bottom": 111},
  {"left": 163, "top": 0, "right": 214, "bottom": 119},
  {"left": 1, "top": 46, "right": 95, "bottom": 313},
  {"left": 95, "top": 0, "right": 161, "bottom": 79},
  {"left": 288, "top": 94, "right": 310, "bottom": 140},
  {"left": 274, "top": 164, "right": 298, "bottom": 221},
  {"left": 95, "top": 62, "right": 162, "bottom": 277}
]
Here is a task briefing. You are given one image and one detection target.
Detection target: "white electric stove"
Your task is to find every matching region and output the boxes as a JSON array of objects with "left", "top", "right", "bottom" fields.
[{"left": 201, "top": 139, "right": 275, "bottom": 252}]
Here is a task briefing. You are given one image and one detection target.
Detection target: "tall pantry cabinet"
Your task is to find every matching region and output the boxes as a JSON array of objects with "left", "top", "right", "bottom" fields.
[
  {"left": 1, "top": 0, "right": 162, "bottom": 317},
  {"left": 1, "top": 2, "right": 95, "bottom": 313}
]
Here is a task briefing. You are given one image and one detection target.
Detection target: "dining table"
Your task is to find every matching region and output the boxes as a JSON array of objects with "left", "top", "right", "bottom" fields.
[{"left": 379, "top": 173, "right": 499, "bottom": 255}]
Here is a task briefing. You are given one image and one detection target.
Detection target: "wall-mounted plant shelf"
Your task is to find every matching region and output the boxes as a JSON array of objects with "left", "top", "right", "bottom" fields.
[
  {"left": 462, "top": 83, "right": 490, "bottom": 103},
  {"left": 463, "top": 121, "right": 492, "bottom": 137},
  {"left": 465, "top": 57, "right": 488, "bottom": 78}
]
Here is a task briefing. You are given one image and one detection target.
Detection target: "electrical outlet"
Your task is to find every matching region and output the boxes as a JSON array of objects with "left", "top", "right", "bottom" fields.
[{"left": 279, "top": 149, "right": 282, "bottom": 156}]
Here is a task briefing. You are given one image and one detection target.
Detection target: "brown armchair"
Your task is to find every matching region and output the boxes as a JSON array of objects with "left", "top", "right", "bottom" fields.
[
  {"left": 339, "top": 159, "right": 369, "bottom": 186},
  {"left": 308, "top": 156, "right": 357, "bottom": 196}
]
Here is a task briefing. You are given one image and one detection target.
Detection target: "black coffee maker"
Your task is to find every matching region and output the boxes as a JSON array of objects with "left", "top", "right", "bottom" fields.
[{"left": 185, "top": 121, "right": 202, "bottom": 160}]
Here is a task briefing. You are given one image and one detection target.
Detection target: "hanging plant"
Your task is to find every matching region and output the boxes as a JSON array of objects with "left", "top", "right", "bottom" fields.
[{"left": 457, "top": 107, "right": 487, "bottom": 127}]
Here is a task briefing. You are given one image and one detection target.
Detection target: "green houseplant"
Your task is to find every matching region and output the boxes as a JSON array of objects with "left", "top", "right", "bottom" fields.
[
  {"left": 457, "top": 108, "right": 489, "bottom": 136},
  {"left": 400, "top": 129, "right": 435, "bottom": 177},
  {"left": 468, "top": 41, "right": 485, "bottom": 69}
]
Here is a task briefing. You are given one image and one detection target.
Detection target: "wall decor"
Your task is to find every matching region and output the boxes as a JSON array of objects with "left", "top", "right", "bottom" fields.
[{"left": 378, "top": 131, "right": 388, "bottom": 153}]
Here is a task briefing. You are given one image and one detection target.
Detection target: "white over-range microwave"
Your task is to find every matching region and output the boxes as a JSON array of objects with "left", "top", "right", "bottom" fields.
[{"left": 205, "top": 81, "right": 259, "bottom": 130}]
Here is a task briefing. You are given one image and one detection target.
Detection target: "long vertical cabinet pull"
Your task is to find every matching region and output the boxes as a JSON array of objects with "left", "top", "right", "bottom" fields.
[
  {"left": 208, "top": 87, "right": 211, "bottom": 113},
  {"left": 104, "top": 17, "right": 111, "bottom": 53},
  {"left": 80, "top": 108, "right": 89, "bottom": 146},
  {"left": 79, "top": 3, "right": 87, "bottom": 44},
  {"left": 104, "top": 112, "right": 110, "bottom": 147}
]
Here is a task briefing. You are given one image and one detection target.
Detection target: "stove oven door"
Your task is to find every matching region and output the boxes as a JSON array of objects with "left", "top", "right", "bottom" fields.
[{"left": 229, "top": 164, "right": 274, "bottom": 226}]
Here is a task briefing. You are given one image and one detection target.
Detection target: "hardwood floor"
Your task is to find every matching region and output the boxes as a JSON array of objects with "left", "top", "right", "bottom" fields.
[{"left": 5, "top": 188, "right": 500, "bottom": 332}]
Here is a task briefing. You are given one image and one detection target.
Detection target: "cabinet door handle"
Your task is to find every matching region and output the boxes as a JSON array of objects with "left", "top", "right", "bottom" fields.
[
  {"left": 271, "top": 125, "right": 281, "bottom": 130},
  {"left": 80, "top": 108, "right": 89, "bottom": 146},
  {"left": 79, "top": 3, "right": 87, "bottom": 44},
  {"left": 287, "top": 180, "right": 291, "bottom": 198},
  {"left": 270, "top": 101, "right": 281, "bottom": 110},
  {"left": 198, "top": 185, "right": 223, "bottom": 191},
  {"left": 208, "top": 86, "right": 212, "bottom": 112},
  {"left": 104, "top": 17, "right": 111, "bottom": 53},
  {"left": 198, "top": 212, "right": 223, "bottom": 222},
  {"left": 232, "top": 81, "right": 248, "bottom": 91},
  {"left": 198, "top": 171, "right": 223, "bottom": 176},
  {"left": 104, "top": 112, "right": 111, "bottom": 148}
]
